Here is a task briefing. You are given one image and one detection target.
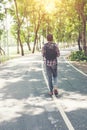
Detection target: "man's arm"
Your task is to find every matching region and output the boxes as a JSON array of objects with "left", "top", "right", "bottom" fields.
[
  {"left": 42, "top": 46, "right": 46, "bottom": 57},
  {"left": 56, "top": 44, "right": 60, "bottom": 57}
]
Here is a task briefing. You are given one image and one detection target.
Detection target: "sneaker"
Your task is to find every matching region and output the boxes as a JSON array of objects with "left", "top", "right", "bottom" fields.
[
  {"left": 49, "top": 91, "right": 53, "bottom": 96},
  {"left": 54, "top": 88, "right": 58, "bottom": 95}
]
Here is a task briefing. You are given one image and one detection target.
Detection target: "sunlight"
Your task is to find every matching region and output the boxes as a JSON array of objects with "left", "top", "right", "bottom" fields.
[
  {"left": 42, "top": 0, "right": 56, "bottom": 13},
  {"left": 0, "top": 96, "right": 55, "bottom": 122},
  {"left": 59, "top": 90, "right": 87, "bottom": 112},
  {"left": 45, "top": 1, "right": 55, "bottom": 13}
]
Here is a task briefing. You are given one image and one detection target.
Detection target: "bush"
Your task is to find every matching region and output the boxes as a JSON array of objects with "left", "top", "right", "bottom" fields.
[{"left": 69, "top": 51, "right": 87, "bottom": 61}]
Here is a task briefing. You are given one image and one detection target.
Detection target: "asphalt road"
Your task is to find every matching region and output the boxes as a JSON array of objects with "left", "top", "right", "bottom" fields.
[{"left": 0, "top": 51, "right": 87, "bottom": 130}]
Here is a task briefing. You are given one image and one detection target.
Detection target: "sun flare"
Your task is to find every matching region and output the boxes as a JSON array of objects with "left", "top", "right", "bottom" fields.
[
  {"left": 41, "top": 0, "right": 56, "bottom": 13},
  {"left": 35, "top": 0, "right": 56, "bottom": 13},
  {"left": 45, "top": 1, "right": 55, "bottom": 13}
]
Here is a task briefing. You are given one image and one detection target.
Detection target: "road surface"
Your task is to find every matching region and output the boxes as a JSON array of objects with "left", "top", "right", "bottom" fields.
[{"left": 0, "top": 51, "right": 87, "bottom": 130}]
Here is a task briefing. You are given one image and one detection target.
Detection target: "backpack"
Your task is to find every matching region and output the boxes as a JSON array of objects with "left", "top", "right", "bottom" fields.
[{"left": 44, "top": 43, "right": 57, "bottom": 60}]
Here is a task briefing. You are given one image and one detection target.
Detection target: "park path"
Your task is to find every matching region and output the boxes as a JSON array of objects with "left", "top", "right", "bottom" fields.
[{"left": 0, "top": 52, "right": 87, "bottom": 130}]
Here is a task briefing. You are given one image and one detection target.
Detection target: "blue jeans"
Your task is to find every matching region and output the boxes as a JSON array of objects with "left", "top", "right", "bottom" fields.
[{"left": 46, "top": 65, "right": 58, "bottom": 92}]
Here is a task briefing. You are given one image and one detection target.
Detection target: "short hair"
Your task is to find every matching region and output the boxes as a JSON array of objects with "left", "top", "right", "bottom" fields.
[{"left": 47, "top": 34, "right": 53, "bottom": 41}]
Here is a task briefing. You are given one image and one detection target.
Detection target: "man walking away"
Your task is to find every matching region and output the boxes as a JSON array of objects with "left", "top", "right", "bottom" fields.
[{"left": 42, "top": 34, "right": 60, "bottom": 96}]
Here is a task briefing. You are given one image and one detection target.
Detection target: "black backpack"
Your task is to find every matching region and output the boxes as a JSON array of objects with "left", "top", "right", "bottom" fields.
[{"left": 44, "top": 43, "right": 57, "bottom": 60}]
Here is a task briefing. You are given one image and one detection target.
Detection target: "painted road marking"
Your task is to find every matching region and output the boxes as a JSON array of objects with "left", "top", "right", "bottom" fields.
[
  {"left": 64, "top": 57, "right": 87, "bottom": 77},
  {"left": 42, "top": 62, "right": 75, "bottom": 130}
]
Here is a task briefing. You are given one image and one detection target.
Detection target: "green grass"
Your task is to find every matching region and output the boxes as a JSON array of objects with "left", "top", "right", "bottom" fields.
[
  {"left": 0, "top": 50, "right": 38, "bottom": 64},
  {"left": 0, "top": 54, "right": 21, "bottom": 64},
  {"left": 0, "top": 55, "right": 9, "bottom": 63}
]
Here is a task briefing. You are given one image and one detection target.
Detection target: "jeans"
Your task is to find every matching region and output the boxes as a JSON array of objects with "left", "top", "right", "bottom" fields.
[{"left": 46, "top": 65, "right": 58, "bottom": 92}]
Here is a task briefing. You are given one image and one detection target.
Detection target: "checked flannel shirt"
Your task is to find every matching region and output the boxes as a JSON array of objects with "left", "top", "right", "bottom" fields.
[{"left": 42, "top": 43, "right": 60, "bottom": 67}]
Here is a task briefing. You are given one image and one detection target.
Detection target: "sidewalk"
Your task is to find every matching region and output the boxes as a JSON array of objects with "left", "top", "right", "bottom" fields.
[
  {"left": 0, "top": 53, "right": 87, "bottom": 130},
  {"left": 0, "top": 54, "right": 68, "bottom": 130},
  {"left": 58, "top": 56, "right": 87, "bottom": 130},
  {"left": 70, "top": 61, "right": 87, "bottom": 74},
  {"left": 61, "top": 46, "right": 87, "bottom": 75}
]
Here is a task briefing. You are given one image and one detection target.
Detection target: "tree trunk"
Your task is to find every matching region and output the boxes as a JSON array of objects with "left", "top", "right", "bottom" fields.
[
  {"left": 27, "top": 35, "right": 31, "bottom": 51},
  {"left": 82, "top": 22, "right": 87, "bottom": 55},
  {"left": 78, "top": 32, "right": 82, "bottom": 51},
  {"left": 14, "top": 0, "right": 24, "bottom": 56},
  {"left": 36, "top": 36, "right": 39, "bottom": 51},
  {"left": 32, "top": 33, "right": 37, "bottom": 53},
  {"left": 27, "top": 42, "right": 31, "bottom": 51},
  {"left": 32, "top": 23, "right": 40, "bottom": 53},
  {"left": 17, "top": 37, "right": 20, "bottom": 54},
  {"left": 0, "top": 46, "right": 5, "bottom": 55},
  {"left": 81, "top": 14, "right": 87, "bottom": 55},
  {"left": 18, "top": 29, "right": 24, "bottom": 56},
  {"left": 75, "top": 0, "right": 87, "bottom": 55}
]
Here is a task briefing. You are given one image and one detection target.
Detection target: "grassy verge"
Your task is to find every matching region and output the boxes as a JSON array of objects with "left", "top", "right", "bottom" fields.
[
  {"left": 0, "top": 55, "right": 9, "bottom": 63},
  {"left": 0, "top": 50, "right": 39, "bottom": 64},
  {"left": 69, "top": 51, "right": 87, "bottom": 62},
  {"left": 0, "top": 54, "right": 21, "bottom": 64}
]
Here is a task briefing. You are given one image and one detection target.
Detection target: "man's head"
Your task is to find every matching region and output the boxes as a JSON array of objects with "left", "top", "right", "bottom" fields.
[{"left": 47, "top": 34, "right": 53, "bottom": 41}]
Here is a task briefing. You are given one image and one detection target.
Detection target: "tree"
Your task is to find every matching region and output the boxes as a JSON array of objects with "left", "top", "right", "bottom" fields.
[
  {"left": 74, "top": 0, "right": 87, "bottom": 55},
  {"left": 13, "top": 0, "right": 24, "bottom": 56},
  {"left": 6, "top": 0, "right": 87, "bottom": 55},
  {"left": 30, "top": 1, "right": 46, "bottom": 53},
  {"left": 0, "top": 0, "right": 5, "bottom": 55}
]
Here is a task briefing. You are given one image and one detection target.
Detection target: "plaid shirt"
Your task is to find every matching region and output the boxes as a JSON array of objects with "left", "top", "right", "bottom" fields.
[
  {"left": 42, "top": 43, "right": 60, "bottom": 67},
  {"left": 43, "top": 57, "right": 57, "bottom": 66}
]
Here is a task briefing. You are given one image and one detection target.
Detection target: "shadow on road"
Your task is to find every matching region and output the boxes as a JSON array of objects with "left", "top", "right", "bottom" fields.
[{"left": 0, "top": 54, "right": 87, "bottom": 130}]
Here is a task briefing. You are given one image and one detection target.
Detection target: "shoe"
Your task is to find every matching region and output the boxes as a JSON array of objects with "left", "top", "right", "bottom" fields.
[
  {"left": 54, "top": 88, "right": 58, "bottom": 95},
  {"left": 49, "top": 91, "right": 53, "bottom": 96}
]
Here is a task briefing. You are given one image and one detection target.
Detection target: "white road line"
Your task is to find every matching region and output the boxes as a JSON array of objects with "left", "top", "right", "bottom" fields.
[
  {"left": 42, "top": 62, "right": 75, "bottom": 130},
  {"left": 64, "top": 57, "right": 87, "bottom": 77}
]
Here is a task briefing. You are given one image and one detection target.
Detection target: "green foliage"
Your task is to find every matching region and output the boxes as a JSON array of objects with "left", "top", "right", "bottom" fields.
[
  {"left": 1, "top": 0, "right": 87, "bottom": 53},
  {"left": 0, "top": 2, "right": 5, "bottom": 38},
  {"left": 69, "top": 51, "right": 87, "bottom": 61},
  {"left": 0, "top": 55, "right": 9, "bottom": 63}
]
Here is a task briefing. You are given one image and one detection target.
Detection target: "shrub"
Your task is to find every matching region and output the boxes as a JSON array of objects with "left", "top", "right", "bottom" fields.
[{"left": 69, "top": 51, "right": 87, "bottom": 61}]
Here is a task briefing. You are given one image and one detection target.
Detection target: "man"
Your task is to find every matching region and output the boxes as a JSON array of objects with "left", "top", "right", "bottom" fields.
[{"left": 42, "top": 34, "right": 60, "bottom": 95}]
